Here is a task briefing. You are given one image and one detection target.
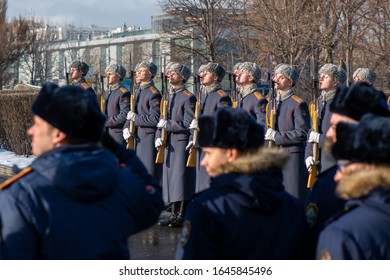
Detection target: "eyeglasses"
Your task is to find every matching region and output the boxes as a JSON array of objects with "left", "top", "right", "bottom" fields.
[
  {"left": 337, "top": 160, "right": 358, "bottom": 172},
  {"left": 337, "top": 161, "right": 349, "bottom": 171}
]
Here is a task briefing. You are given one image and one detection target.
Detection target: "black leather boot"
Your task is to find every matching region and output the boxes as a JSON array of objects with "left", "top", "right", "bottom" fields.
[
  {"left": 158, "top": 202, "right": 177, "bottom": 226},
  {"left": 168, "top": 201, "right": 185, "bottom": 228}
]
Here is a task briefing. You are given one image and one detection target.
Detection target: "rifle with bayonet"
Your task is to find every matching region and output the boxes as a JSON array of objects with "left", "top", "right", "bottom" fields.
[
  {"left": 99, "top": 65, "right": 105, "bottom": 113},
  {"left": 229, "top": 72, "right": 238, "bottom": 108},
  {"left": 155, "top": 71, "right": 169, "bottom": 164},
  {"left": 126, "top": 70, "right": 137, "bottom": 149},
  {"left": 267, "top": 55, "right": 276, "bottom": 148},
  {"left": 186, "top": 74, "right": 200, "bottom": 167},
  {"left": 64, "top": 60, "right": 70, "bottom": 85},
  {"left": 307, "top": 55, "right": 320, "bottom": 188}
]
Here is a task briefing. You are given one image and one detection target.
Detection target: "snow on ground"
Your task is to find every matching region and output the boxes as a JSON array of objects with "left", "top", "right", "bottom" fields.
[{"left": 0, "top": 149, "right": 35, "bottom": 169}]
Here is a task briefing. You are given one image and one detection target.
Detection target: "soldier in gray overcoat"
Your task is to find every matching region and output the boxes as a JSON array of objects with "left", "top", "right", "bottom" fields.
[
  {"left": 187, "top": 62, "right": 232, "bottom": 194},
  {"left": 236, "top": 62, "right": 268, "bottom": 127},
  {"left": 155, "top": 63, "right": 196, "bottom": 227},
  {"left": 265, "top": 64, "right": 310, "bottom": 202},
  {"left": 124, "top": 61, "right": 162, "bottom": 179},
  {"left": 103, "top": 64, "right": 130, "bottom": 145},
  {"left": 305, "top": 64, "right": 346, "bottom": 174}
]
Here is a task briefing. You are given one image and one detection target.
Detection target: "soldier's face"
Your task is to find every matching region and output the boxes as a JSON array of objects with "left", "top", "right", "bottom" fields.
[
  {"left": 28, "top": 116, "right": 59, "bottom": 156},
  {"left": 326, "top": 113, "right": 357, "bottom": 143},
  {"left": 319, "top": 73, "right": 338, "bottom": 91},
  {"left": 168, "top": 72, "right": 183, "bottom": 86},
  {"left": 237, "top": 71, "right": 253, "bottom": 85},
  {"left": 273, "top": 74, "right": 292, "bottom": 91},
  {"left": 354, "top": 77, "right": 370, "bottom": 85},
  {"left": 200, "top": 147, "right": 231, "bottom": 177},
  {"left": 70, "top": 68, "right": 83, "bottom": 80},
  {"left": 200, "top": 71, "right": 217, "bottom": 86},
  {"left": 136, "top": 68, "right": 152, "bottom": 83},
  {"left": 106, "top": 72, "right": 120, "bottom": 85}
]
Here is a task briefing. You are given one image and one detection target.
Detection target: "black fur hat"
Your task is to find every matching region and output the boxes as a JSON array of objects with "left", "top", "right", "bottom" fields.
[
  {"left": 198, "top": 107, "right": 264, "bottom": 149},
  {"left": 70, "top": 60, "right": 89, "bottom": 76},
  {"left": 31, "top": 82, "right": 106, "bottom": 143},
  {"left": 329, "top": 82, "right": 389, "bottom": 121},
  {"left": 332, "top": 114, "right": 390, "bottom": 164}
]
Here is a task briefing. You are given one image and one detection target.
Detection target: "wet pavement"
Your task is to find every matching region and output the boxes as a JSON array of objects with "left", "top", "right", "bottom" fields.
[{"left": 128, "top": 225, "right": 182, "bottom": 260}]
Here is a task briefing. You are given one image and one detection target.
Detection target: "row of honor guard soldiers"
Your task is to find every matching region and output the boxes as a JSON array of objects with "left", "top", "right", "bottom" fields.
[{"left": 69, "top": 59, "right": 382, "bottom": 226}]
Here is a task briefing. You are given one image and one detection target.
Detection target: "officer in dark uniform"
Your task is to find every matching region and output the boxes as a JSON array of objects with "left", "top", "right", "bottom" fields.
[
  {"left": 236, "top": 62, "right": 268, "bottom": 127},
  {"left": 265, "top": 64, "right": 310, "bottom": 202},
  {"left": 0, "top": 83, "right": 163, "bottom": 259},
  {"left": 187, "top": 62, "right": 232, "bottom": 194},
  {"left": 176, "top": 107, "right": 306, "bottom": 259},
  {"left": 124, "top": 61, "right": 162, "bottom": 179},
  {"left": 305, "top": 63, "right": 346, "bottom": 174},
  {"left": 304, "top": 82, "right": 390, "bottom": 259},
  {"left": 70, "top": 60, "right": 96, "bottom": 97},
  {"left": 103, "top": 64, "right": 130, "bottom": 145},
  {"left": 316, "top": 114, "right": 390, "bottom": 259},
  {"left": 155, "top": 63, "right": 196, "bottom": 227}
]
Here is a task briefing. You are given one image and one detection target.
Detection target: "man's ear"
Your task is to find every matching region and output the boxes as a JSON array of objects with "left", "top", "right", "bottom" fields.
[
  {"left": 52, "top": 128, "right": 68, "bottom": 146},
  {"left": 227, "top": 148, "right": 239, "bottom": 162}
]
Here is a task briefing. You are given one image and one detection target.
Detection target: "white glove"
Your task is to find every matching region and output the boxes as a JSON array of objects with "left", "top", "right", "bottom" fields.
[
  {"left": 305, "top": 156, "right": 315, "bottom": 172},
  {"left": 308, "top": 131, "right": 320, "bottom": 143},
  {"left": 123, "top": 128, "right": 131, "bottom": 141},
  {"left": 189, "top": 119, "right": 198, "bottom": 130},
  {"left": 155, "top": 138, "right": 163, "bottom": 148},
  {"left": 157, "top": 119, "right": 168, "bottom": 129},
  {"left": 185, "top": 141, "right": 194, "bottom": 151},
  {"left": 264, "top": 128, "right": 276, "bottom": 141},
  {"left": 127, "top": 111, "right": 137, "bottom": 121}
]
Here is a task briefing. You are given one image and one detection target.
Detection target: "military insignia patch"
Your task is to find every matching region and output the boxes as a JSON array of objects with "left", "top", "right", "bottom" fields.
[
  {"left": 145, "top": 185, "right": 156, "bottom": 195},
  {"left": 306, "top": 203, "right": 319, "bottom": 228},
  {"left": 319, "top": 250, "right": 332, "bottom": 260},
  {"left": 180, "top": 220, "right": 191, "bottom": 247}
]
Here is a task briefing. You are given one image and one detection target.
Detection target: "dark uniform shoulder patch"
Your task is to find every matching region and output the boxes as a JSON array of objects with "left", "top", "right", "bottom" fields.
[
  {"left": 150, "top": 86, "right": 158, "bottom": 94},
  {"left": 120, "top": 87, "right": 128, "bottom": 93},
  {"left": 254, "top": 91, "right": 264, "bottom": 100},
  {"left": 0, "top": 166, "right": 32, "bottom": 190},
  {"left": 217, "top": 89, "right": 226, "bottom": 97},
  {"left": 183, "top": 90, "right": 192, "bottom": 97},
  {"left": 291, "top": 95, "right": 303, "bottom": 103},
  {"left": 80, "top": 82, "right": 90, "bottom": 89}
]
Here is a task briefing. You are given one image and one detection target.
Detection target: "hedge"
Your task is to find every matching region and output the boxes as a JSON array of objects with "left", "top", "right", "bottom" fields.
[{"left": 0, "top": 90, "right": 38, "bottom": 155}]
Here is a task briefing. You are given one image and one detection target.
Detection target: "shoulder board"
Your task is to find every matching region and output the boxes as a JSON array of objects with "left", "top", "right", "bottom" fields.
[
  {"left": 80, "top": 82, "right": 90, "bottom": 89},
  {"left": 0, "top": 166, "right": 33, "bottom": 190},
  {"left": 253, "top": 91, "right": 264, "bottom": 100},
  {"left": 183, "top": 90, "right": 192, "bottom": 97},
  {"left": 291, "top": 95, "right": 303, "bottom": 103},
  {"left": 217, "top": 89, "right": 226, "bottom": 97},
  {"left": 120, "top": 87, "right": 128, "bottom": 93},
  {"left": 150, "top": 86, "right": 158, "bottom": 94},
  {"left": 324, "top": 204, "right": 359, "bottom": 226}
]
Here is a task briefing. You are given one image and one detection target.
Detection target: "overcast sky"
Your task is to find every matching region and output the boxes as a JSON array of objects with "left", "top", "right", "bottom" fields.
[{"left": 7, "top": 0, "right": 163, "bottom": 29}]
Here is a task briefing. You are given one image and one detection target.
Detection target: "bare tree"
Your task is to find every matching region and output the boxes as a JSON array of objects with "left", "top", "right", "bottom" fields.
[
  {"left": 20, "top": 20, "right": 60, "bottom": 85},
  {"left": 0, "top": 0, "right": 36, "bottom": 89},
  {"left": 158, "top": 0, "right": 244, "bottom": 67}
]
